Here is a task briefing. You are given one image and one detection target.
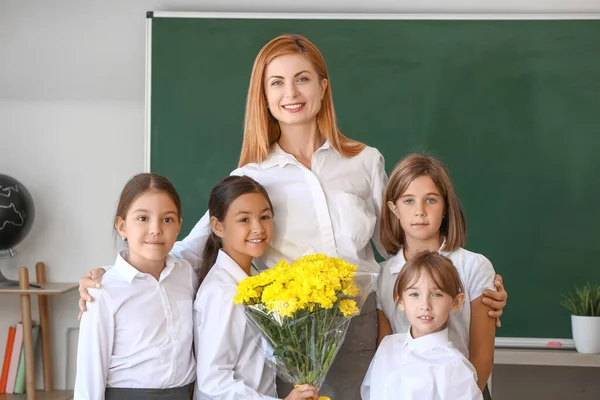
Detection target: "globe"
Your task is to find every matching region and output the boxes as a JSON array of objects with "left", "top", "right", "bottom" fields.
[{"left": 0, "top": 174, "right": 35, "bottom": 252}]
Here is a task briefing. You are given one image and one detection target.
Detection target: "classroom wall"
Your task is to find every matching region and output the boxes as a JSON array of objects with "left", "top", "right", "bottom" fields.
[{"left": 1, "top": 0, "right": 599, "bottom": 395}]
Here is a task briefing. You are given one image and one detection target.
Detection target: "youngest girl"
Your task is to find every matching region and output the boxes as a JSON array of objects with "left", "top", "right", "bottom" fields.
[
  {"left": 75, "top": 173, "right": 197, "bottom": 399},
  {"left": 193, "top": 175, "right": 319, "bottom": 400},
  {"left": 362, "top": 251, "right": 482, "bottom": 400}
]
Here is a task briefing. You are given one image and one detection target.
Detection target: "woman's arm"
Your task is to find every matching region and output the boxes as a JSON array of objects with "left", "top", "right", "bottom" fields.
[
  {"left": 469, "top": 295, "right": 496, "bottom": 390},
  {"left": 170, "top": 210, "right": 211, "bottom": 272},
  {"left": 79, "top": 169, "right": 246, "bottom": 317},
  {"left": 171, "top": 167, "right": 245, "bottom": 271},
  {"left": 77, "top": 268, "right": 106, "bottom": 319},
  {"left": 74, "top": 289, "right": 114, "bottom": 399},
  {"left": 483, "top": 274, "right": 508, "bottom": 327},
  {"left": 77, "top": 211, "right": 211, "bottom": 317},
  {"left": 376, "top": 309, "right": 393, "bottom": 347}
]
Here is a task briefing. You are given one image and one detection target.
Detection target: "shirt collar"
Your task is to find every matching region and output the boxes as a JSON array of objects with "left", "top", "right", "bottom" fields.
[
  {"left": 389, "top": 239, "right": 451, "bottom": 275},
  {"left": 403, "top": 327, "right": 450, "bottom": 354},
  {"left": 259, "top": 140, "right": 334, "bottom": 169},
  {"left": 215, "top": 249, "right": 254, "bottom": 284},
  {"left": 114, "top": 251, "right": 180, "bottom": 284}
]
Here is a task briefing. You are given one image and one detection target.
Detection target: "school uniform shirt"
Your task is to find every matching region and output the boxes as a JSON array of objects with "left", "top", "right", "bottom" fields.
[
  {"left": 361, "top": 328, "right": 483, "bottom": 400},
  {"left": 74, "top": 252, "right": 198, "bottom": 399},
  {"left": 172, "top": 142, "right": 387, "bottom": 275},
  {"left": 376, "top": 244, "right": 496, "bottom": 358},
  {"left": 194, "top": 250, "right": 279, "bottom": 400}
]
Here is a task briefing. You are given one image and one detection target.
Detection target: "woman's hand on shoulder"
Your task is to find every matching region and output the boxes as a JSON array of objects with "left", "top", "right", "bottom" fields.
[
  {"left": 78, "top": 268, "right": 106, "bottom": 320},
  {"left": 284, "top": 384, "right": 319, "bottom": 400},
  {"left": 482, "top": 273, "right": 508, "bottom": 327}
]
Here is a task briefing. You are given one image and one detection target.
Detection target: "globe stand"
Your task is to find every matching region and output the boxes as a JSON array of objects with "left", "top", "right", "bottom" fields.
[
  {"left": 0, "top": 269, "right": 19, "bottom": 288},
  {"left": 0, "top": 248, "right": 20, "bottom": 287}
]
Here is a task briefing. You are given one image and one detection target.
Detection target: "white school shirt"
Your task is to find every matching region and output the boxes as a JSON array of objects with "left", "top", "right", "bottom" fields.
[
  {"left": 172, "top": 142, "right": 387, "bottom": 275},
  {"left": 194, "top": 250, "right": 279, "bottom": 400},
  {"left": 361, "top": 328, "right": 483, "bottom": 400},
  {"left": 376, "top": 244, "right": 496, "bottom": 358},
  {"left": 74, "top": 252, "right": 198, "bottom": 400}
]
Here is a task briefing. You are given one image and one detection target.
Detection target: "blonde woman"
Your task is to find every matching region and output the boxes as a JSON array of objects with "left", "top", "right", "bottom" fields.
[{"left": 78, "top": 34, "right": 507, "bottom": 399}]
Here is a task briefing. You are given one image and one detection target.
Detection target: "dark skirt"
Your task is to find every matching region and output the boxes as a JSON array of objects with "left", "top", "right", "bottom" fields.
[
  {"left": 105, "top": 382, "right": 194, "bottom": 400},
  {"left": 483, "top": 384, "right": 492, "bottom": 400}
]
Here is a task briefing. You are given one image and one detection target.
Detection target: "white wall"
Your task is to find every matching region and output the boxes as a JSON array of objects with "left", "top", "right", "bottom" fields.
[{"left": 1, "top": 0, "right": 599, "bottom": 392}]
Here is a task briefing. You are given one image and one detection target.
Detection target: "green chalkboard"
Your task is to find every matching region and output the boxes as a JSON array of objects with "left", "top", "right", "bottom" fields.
[{"left": 148, "top": 14, "right": 600, "bottom": 339}]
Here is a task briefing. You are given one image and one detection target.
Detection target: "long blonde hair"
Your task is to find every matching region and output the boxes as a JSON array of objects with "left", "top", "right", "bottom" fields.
[{"left": 239, "top": 34, "right": 365, "bottom": 167}]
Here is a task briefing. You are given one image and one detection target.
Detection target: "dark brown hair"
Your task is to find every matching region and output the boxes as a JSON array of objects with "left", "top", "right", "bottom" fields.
[
  {"left": 381, "top": 154, "right": 466, "bottom": 255},
  {"left": 199, "top": 176, "right": 273, "bottom": 282},
  {"left": 394, "top": 251, "right": 464, "bottom": 303},
  {"left": 114, "top": 173, "right": 182, "bottom": 229}
]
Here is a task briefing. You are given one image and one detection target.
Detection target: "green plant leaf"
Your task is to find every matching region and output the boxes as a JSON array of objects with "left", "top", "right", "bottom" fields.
[{"left": 560, "top": 283, "right": 600, "bottom": 316}]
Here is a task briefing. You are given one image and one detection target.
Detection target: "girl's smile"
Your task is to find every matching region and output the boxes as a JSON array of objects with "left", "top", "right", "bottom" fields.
[{"left": 213, "top": 192, "right": 274, "bottom": 271}]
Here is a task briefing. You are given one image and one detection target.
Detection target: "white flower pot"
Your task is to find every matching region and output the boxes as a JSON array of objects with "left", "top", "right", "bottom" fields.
[{"left": 571, "top": 315, "right": 600, "bottom": 354}]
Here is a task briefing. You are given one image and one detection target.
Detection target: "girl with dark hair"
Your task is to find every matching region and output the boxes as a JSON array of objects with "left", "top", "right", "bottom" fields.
[{"left": 193, "top": 175, "right": 319, "bottom": 400}]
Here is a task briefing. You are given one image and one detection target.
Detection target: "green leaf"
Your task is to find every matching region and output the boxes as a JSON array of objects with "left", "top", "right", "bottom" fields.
[{"left": 560, "top": 283, "right": 600, "bottom": 316}]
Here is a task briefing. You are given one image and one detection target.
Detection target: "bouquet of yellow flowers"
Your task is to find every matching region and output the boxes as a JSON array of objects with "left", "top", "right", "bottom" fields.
[{"left": 234, "top": 254, "right": 375, "bottom": 398}]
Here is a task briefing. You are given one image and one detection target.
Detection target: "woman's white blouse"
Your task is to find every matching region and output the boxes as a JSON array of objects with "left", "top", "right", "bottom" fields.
[
  {"left": 172, "top": 142, "right": 387, "bottom": 274},
  {"left": 194, "top": 250, "right": 279, "bottom": 400},
  {"left": 376, "top": 245, "right": 496, "bottom": 358},
  {"left": 361, "top": 329, "right": 483, "bottom": 400},
  {"left": 74, "top": 252, "right": 198, "bottom": 399}
]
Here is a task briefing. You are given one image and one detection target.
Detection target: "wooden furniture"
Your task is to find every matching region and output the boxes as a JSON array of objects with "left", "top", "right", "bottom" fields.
[
  {"left": 490, "top": 347, "right": 600, "bottom": 396},
  {"left": 0, "top": 390, "right": 72, "bottom": 400},
  {"left": 0, "top": 263, "right": 78, "bottom": 400}
]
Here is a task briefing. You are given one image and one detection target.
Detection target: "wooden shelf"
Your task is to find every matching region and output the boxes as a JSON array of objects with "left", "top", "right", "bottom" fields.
[
  {"left": 0, "top": 391, "right": 73, "bottom": 400},
  {"left": 0, "top": 263, "right": 78, "bottom": 399},
  {"left": 495, "top": 348, "right": 600, "bottom": 367},
  {"left": 0, "top": 283, "right": 78, "bottom": 295}
]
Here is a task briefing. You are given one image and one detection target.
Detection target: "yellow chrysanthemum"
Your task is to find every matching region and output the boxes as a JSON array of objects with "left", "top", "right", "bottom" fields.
[
  {"left": 341, "top": 283, "right": 359, "bottom": 297},
  {"left": 234, "top": 254, "right": 360, "bottom": 318},
  {"left": 339, "top": 299, "right": 359, "bottom": 316}
]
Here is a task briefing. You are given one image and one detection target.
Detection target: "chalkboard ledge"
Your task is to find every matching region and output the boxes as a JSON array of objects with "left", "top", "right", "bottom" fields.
[
  {"left": 495, "top": 348, "right": 600, "bottom": 368},
  {"left": 496, "top": 337, "right": 575, "bottom": 349}
]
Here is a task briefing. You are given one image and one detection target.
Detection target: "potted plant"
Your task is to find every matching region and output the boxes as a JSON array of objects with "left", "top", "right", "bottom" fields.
[{"left": 561, "top": 283, "right": 600, "bottom": 353}]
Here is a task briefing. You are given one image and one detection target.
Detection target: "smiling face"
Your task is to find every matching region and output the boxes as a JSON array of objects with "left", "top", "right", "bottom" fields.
[
  {"left": 211, "top": 192, "right": 274, "bottom": 269},
  {"left": 263, "top": 54, "right": 328, "bottom": 129},
  {"left": 115, "top": 189, "right": 182, "bottom": 271},
  {"left": 398, "top": 270, "right": 465, "bottom": 338}
]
